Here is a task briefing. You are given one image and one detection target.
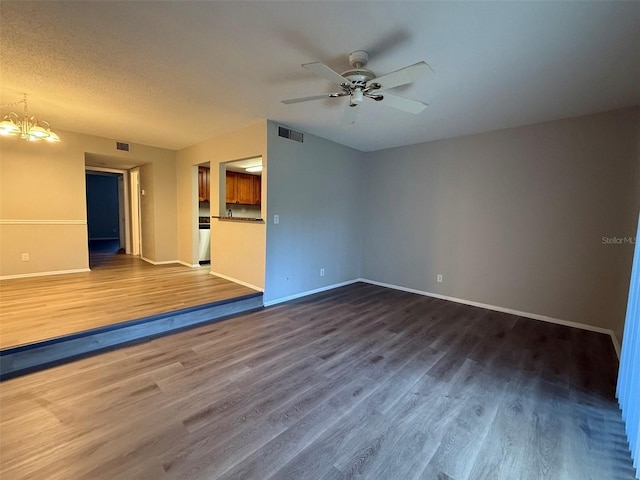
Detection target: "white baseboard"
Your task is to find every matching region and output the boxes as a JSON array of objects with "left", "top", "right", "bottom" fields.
[
  {"left": 140, "top": 257, "right": 181, "bottom": 266},
  {"left": 359, "top": 278, "right": 621, "bottom": 359},
  {"left": 210, "top": 271, "right": 264, "bottom": 292},
  {"left": 263, "top": 279, "right": 360, "bottom": 307},
  {"left": 610, "top": 335, "right": 622, "bottom": 360},
  {"left": 0, "top": 268, "right": 90, "bottom": 280},
  {"left": 176, "top": 260, "right": 200, "bottom": 268}
]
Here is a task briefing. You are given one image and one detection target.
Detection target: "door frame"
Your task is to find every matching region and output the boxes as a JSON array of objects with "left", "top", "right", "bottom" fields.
[
  {"left": 130, "top": 168, "right": 141, "bottom": 256},
  {"left": 85, "top": 166, "right": 133, "bottom": 254}
]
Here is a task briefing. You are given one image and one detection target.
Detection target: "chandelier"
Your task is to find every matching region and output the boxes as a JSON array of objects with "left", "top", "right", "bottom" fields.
[{"left": 0, "top": 94, "right": 60, "bottom": 142}]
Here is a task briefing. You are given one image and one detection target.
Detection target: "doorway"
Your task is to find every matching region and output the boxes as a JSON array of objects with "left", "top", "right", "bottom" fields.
[
  {"left": 85, "top": 166, "right": 139, "bottom": 268},
  {"left": 86, "top": 171, "right": 122, "bottom": 255}
]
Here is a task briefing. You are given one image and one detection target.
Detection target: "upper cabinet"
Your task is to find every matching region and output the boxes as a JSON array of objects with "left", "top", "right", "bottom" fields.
[
  {"left": 198, "top": 166, "right": 210, "bottom": 202},
  {"left": 225, "top": 171, "right": 237, "bottom": 204},
  {"left": 236, "top": 173, "right": 254, "bottom": 205},
  {"left": 225, "top": 171, "right": 261, "bottom": 206},
  {"left": 252, "top": 174, "right": 262, "bottom": 205}
]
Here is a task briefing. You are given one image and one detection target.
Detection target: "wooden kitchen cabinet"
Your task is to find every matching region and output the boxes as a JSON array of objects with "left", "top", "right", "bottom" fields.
[
  {"left": 225, "top": 171, "right": 237, "bottom": 203},
  {"left": 236, "top": 173, "right": 254, "bottom": 204},
  {"left": 198, "top": 167, "right": 210, "bottom": 202},
  {"left": 225, "top": 171, "right": 261, "bottom": 205},
  {"left": 252, "top": 174, "right": 261, "bottom": 205}
]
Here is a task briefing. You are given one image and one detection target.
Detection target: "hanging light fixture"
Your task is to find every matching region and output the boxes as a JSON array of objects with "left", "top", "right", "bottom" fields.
[{"left": 0, "top": 94, "right": 60, "bottom": 142}]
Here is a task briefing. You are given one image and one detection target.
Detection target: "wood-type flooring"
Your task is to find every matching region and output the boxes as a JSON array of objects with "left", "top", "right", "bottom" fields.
[
  {"left": 0, "top": 253, "right": 256, "bottom": 349},
  {"left": 0, "top": 282, "right": 635, "bottom": 479}
]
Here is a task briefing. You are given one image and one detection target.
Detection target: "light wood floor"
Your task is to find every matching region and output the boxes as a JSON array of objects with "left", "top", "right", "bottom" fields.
[
  {"left": 0, "top": 253, "right": 257, "bottom": 349},
  {"left": 0, "top": 282, "right": 634, "bottom": 479}
]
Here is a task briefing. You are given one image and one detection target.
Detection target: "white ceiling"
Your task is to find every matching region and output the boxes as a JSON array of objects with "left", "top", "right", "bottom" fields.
[{"left": 1, "top": 1, "right": 638, "bottom": 152}]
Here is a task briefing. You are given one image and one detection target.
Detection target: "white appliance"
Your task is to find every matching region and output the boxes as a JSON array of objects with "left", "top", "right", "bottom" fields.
[{"left": 198, "top": 219, "right": 210, "bottom": 263}]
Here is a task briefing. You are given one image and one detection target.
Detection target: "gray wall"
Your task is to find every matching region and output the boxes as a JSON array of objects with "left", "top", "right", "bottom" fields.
[
  {"left": 361, "top": 107, "right": 640, "bottom": 341},
  {"left": 264, "top": 121, "right": 364, "bottom": 303}
]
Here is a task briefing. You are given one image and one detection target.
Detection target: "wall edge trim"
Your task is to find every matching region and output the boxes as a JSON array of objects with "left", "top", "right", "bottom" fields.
[
  {"left": 0, "top": 268, "right": 90, "bottom": 280},
  {"left": 263, "top": 279, "right": 360, "bottom": 307},
  {"left": 176, "top": 260, "right": 200, "bottom": 268},
  {"left": 210, "top": 271, "right": 264, "bottom": 292},
  {"left": 0, "top": 219, "right": 86, "bottom": 225},
  {"left": 140, "top": 257, "right": 180, "bottom": 266},
  {"left": 359, "top": 278, "right": 621, "bottom": 359}
]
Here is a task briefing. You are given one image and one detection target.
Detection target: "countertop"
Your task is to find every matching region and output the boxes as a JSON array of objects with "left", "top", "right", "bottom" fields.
[{"left": 212, "top": 216, "right": 264, "bottom": 223}]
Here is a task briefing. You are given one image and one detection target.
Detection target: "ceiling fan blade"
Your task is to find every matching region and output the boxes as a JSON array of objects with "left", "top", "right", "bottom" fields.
[
  {"left": 302, "top": 62, "right": 350, "bottom": 86},
  {"left": 369, "top": 61, "right": 433, "bottom": 91},
  {"left": 379, "top": 93, "right": 428, "bottom": 114},
  {"left": 365, "top": 30, "right": 411, "bottom": 58},
  {"left": 282, "top": 94, "right": 337, "bottom": 104},
  {"left": 341, "top": 103, "right": 360, "bottom": 126}
]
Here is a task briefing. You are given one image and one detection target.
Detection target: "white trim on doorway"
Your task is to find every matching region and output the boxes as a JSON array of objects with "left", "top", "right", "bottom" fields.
[
  {"left": 129, "top": 168, "right": 141, "bottom": 257},
  {"left": 85, "top": 166, "right": 132, "bottom": 254}
]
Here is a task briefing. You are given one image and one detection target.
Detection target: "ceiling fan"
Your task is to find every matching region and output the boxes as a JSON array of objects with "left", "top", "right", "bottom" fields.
[{"left": 282, "top": 50, "right": 433, "bottom": 125}]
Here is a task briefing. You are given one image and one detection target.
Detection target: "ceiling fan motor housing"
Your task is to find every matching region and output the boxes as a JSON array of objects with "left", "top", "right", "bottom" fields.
[
  {"left": 348, "top": 50, "right": 369, "bottom": 68},
  {"left": 343, "top": 50, "right": 375, "bottom": 86},
  {"left": 341, "top": 69, "right": 376, "bottom": 86}
]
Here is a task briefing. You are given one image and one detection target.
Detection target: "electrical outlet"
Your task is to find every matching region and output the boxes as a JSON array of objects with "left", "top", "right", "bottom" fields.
[
  {"left": 21, "top": 252, "right": 30, "bottom": 261},
  {"left": 437, "top": 274, "right": 443, "bottom": 283},
  {"left": 274, "top": 214, "right": 279, "bottom": 224},
  {"left": 320, "top": 268, "right": 325, "bottom": 277}
]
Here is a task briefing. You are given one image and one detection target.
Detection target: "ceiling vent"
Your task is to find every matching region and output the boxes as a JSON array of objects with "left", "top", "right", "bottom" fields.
[
  {"left": 278, "top": 126, "right": 304, "bottom": 143},
  {"left": 116, "top": 141, "right": 130, "bottom": 152}
]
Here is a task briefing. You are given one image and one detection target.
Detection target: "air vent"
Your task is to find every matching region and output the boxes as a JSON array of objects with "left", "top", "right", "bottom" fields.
[
  {"left": 278, "top": 126, "right": 304, "bottom": 143},
  {"left": 116, "top": 142, "right": 130, "bottom": 152}
]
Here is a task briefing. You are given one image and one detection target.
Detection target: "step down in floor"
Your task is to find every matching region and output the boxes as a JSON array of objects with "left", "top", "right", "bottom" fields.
[{"left": 0, "top": 292, "right": 263, "bottom": 380}]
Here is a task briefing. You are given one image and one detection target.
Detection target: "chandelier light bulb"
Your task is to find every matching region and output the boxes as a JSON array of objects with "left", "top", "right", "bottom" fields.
[
  {"left": 46, "top": 130, "right": 61, "bottom": 143},
  {"left": 0, "top": 122, "right": 19, "bottom": 135},
  {"left": 0, "top": 94, "right": 60, "bottom": 143},
  {"left": 29, "top": 124, "right": 48, "bottom": 138}
]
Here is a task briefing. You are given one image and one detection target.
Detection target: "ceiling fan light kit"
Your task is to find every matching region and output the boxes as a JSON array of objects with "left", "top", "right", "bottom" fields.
[
  {"left": 282, "top": 50, "right": 432, "bottom": 125},
  {"left": 351, "top": 88, "right": 364, "bottom": 105}
]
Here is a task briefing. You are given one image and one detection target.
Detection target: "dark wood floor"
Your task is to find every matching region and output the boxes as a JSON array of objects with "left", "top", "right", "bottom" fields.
[{"left": 0, "top": 283, "right": 635, "bottom": 479}]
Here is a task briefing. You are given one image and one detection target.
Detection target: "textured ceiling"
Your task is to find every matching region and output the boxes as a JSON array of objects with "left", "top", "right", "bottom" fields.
[{"left": 1, "top": 1, "right": 638, "bottom": 152}]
